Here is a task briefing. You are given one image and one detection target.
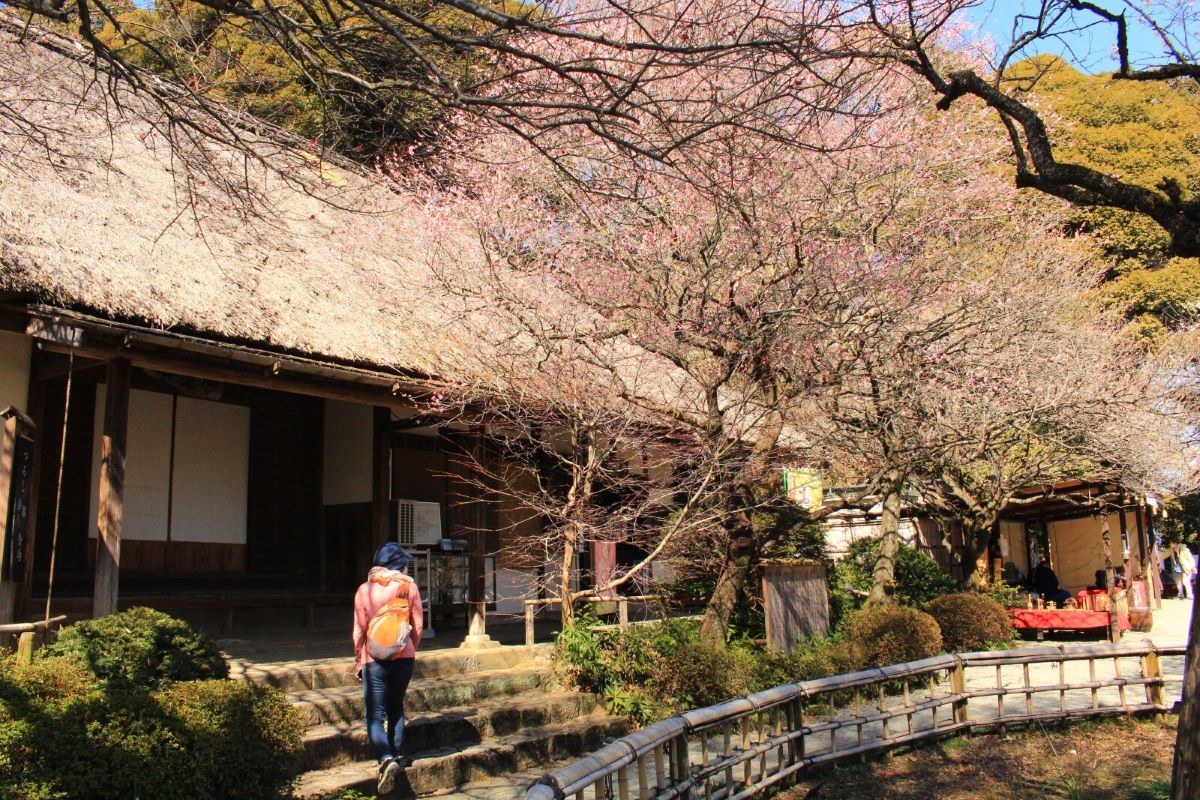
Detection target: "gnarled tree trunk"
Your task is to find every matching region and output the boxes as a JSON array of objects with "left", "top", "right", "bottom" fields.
[{"left": 867, "top": 472, "right": 905, "bottom": 606}]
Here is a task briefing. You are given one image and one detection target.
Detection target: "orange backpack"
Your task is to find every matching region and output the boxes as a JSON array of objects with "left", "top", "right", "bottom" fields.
[{"left": 365, "top": 580, "right": 413, "bottom": 661}]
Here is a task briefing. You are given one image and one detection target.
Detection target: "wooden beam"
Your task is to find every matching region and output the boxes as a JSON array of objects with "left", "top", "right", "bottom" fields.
[
  {"left": 93, "top": 358, "right": 130, "bottom": 618},
  {"left": 37, "top": 341, "right": 420, "bottom": 412}
]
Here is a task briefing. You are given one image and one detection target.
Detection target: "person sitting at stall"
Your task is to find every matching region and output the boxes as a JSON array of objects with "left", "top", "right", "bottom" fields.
[
  {"left": 1089, "top": 568, "right": 1108, "bottom": 590},
  {"left": 1033, "top": 559, "right": 1073, "bottom": 608}
]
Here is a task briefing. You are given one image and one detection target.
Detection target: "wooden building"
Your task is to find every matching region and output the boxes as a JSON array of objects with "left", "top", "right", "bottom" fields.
[{"left": 0, "top": 23, "right": 575, "bottom": 638}]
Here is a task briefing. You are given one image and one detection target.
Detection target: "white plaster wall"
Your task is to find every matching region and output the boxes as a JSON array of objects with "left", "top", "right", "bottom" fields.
[
  {"left": 90, "top": 389, "right": 249, "bottom": 543},
  {"left": 322, "top": 400, "right": 373, "bottom": 504},
  {"left": 824, "top": 516, "right": 920, "bottom": 559},
  {"left": 170, "top": 397, "right": 249, "bottom": 543},
  {"left": 89, "top": 387, "right": 173, "bottom": 541},
  {"left": 0, "top": 332, "right": 31, "bottom": 412}
]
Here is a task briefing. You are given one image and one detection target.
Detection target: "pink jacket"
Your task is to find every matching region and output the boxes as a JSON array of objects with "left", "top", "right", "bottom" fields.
[{"left": 353, "top": 572, "right": 423, "bottom": 670}]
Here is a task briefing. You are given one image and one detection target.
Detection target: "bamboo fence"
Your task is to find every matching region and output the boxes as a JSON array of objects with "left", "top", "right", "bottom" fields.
[{"left": 526, "top": 640, "right": 1187, "bottom": 800}]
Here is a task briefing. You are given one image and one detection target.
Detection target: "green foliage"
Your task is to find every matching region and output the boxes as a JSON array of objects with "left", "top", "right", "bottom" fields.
[
  {"left": 1128, "top": 779, "right": 1171, "bottom": 800},
  {"left": 1159, "top": 494, "right": 1200, "bottom": 550},
  {"left": 161, "top": 680, "right": 303, "bottom": 799},
  {"left": 843, "top": 605, "right": 942, "bottom": 668},
  {"left": 97, "top": 0, "right": 487, "bottom": 159},
  {"left": 42, "top": 606, "right": 228, "bottom": 689},
  {"left": 978, "top": 577, "right": 1025, "bottom": 610},
  {"left": 926, "top": 593, "right": 1014, "bottom": 651},
  {"left": 0, "top": 652, "right": 302, "bottom": 800},
  {"left": 1015, "top": 57, "right": 1200, "bottom": 338},
  {"left": 557, "top": 617, "right": 860, "bottom": 724},
  {"left": 828, "top": 538, "right": 956, "bottom": 629}
]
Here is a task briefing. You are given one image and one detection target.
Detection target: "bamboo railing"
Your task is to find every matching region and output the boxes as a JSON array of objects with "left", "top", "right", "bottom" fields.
[
  {"left": 525, "top": 640, "right": 1187, "bottom": 800},
  {"left": 0, "top": 615, "right": 67, "bottom": 664},
  {"left": 524, "top": 596, "right": 657, "bottom": 648}
]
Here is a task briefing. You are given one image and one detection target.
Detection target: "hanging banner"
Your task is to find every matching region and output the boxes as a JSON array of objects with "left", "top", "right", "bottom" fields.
[
  {"left": 592, "top": 540, "right": 617, "bottom": 596},
  {"left": 783, "top": 468, "right": 823, "bottom": 514}
]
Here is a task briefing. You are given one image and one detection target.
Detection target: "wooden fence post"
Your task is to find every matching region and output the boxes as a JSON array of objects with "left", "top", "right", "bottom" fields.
[
  {"left": 1142, "top": 647, "right": 1166, "bottom": 715},
  {"left": 525, "top": 602, "right": 536, "bottom": 650},
  {"left": 950, "top": 657, "right": 969, "bottom": 725},
  {"left": 672, "top": 733, "right": 691, "bottom": 799},
  {"left": 618, "top": 598, "right": 630, "bottom": 631},
  {"left": 15, "top": 630, "right": 33, "bottom": 665}
]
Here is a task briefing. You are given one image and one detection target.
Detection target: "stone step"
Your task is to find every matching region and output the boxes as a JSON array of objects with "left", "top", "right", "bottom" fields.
[
  {"left": 289, "top": 666, "right": 554, "bottom": 727},
  {"left": 231, "top": 643, "right": 555, "bottom": 691},
  {"left": 303, "top": 691, "right": 603, "bottom": 770},
  {"left": 293, "top": 714, "right": 630, "bottom": 799}
]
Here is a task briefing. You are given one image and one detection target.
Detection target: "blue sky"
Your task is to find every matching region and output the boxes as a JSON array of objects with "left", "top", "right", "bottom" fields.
[{"left": 962, "top": 1, "right": 1176, "bottom": 74}]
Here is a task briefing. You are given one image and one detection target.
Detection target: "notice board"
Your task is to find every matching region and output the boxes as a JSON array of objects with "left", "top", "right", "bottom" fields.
[
  {"left": 1, "top": 408, "right": 35, "bottom": 583},
  {"left": 762, "top": 559, "right": 829, "bottom": 651}
]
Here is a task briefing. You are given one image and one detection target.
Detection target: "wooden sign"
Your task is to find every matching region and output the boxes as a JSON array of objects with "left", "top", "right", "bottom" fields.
[
  {"left": 0, "top": 408, "right": 36, "bottom": 584},
  {"left": 762, "top": 559, "right": 829, "bottom": 651}
]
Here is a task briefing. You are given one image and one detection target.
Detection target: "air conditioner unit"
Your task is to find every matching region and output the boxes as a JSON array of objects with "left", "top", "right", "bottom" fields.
[{"left": 395, "top": 500, "right": 442, "bottom": 546}]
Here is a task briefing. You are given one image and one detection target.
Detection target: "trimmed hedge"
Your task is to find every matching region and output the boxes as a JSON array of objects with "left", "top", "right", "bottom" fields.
[
  {"left": 0, "top": 655, "right": 301, "bottom": 800},
  {"left": 42, "top": 606, "right": 228, "bottom": 688},
  {"left": 927, "top": 592, "right": 1014, "bottom": 651},
  {"left": 2, "top": 610, "right": 301, "bottom": 800},
  {"left": 843, "top": 605, "right": 943, "bottom": 668}
]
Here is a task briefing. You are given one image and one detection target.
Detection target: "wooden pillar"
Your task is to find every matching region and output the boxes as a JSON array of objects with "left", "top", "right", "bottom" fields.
[
  {"left": 463, "top": 430, "right": 496, "bottom": 649},
  {"left": 17, "top": 348, "right": 46, "bottom": 621},
  {"left": 370, "top": 407, "right": 392, "bottom": 551},
  {"left": 1100, "top": 513, "right": 1119, "bottom": 642},
  {"left": 0, "top": 409, "right": 36, "bottom": 624},
  {"left": 1145, "top": 508, "right": 1164, "bottom": 610},
  {"left": 92, "top": 358, "right": 130, "bottom": 618},
  {"left": 1135, "top": 502, "right": 1158, "bottom": 608},
  {"left": 1118, "top": 503, "right": 1132, "bottom": 584}
]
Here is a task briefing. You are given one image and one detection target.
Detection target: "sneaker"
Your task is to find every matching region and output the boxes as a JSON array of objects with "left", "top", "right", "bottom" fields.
[{"left": 377, "top": 757, "right": 403, "bottom": 794}]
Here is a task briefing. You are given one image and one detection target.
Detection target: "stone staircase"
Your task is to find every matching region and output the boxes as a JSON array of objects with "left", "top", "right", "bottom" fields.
[{"left": 230, "top": 644, "right": 628, "bottom": 799}]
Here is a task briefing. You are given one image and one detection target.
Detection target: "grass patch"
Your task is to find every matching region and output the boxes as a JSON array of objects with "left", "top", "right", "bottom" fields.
[{"left": 782, "top": 715, "right": 1177, "bottom": 800}]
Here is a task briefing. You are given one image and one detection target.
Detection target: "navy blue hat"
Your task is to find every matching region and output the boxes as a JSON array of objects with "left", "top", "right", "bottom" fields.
[{"left": 374, "top": 541, "right": 413, "bottom": 570}]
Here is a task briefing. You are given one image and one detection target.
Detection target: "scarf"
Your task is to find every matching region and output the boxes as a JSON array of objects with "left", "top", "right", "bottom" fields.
[{"left": 368, "top": 566, "right": 409, "bottom": 585}]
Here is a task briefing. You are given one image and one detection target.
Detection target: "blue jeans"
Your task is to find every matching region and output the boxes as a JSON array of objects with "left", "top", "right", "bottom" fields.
[{"left": 363, "top": 658, "right": 415, "bottom": 761}]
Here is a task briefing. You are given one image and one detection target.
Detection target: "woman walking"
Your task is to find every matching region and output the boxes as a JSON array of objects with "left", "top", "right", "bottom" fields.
[{"left": 354, "top": 542, "right": 423, "bottom": 794}]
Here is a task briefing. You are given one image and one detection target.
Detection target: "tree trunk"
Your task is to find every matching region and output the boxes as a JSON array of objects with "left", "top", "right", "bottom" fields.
[
  {"left": 1170, "top": 593, "right": 1200, "bottom": 800},
  {"left": 699, "top": 514, "right": 755, "bottom": 644},
  {"left": 867, "top": 475, "right": 904, "bottom": 606},
  {"left": 559, "top": 522, "right": 578, "bottom": 628}
]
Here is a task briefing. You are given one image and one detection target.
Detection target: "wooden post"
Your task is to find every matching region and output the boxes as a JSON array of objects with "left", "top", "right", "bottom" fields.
[
  {"left": 16, "top": 630, "right": 34, "bottom": 665},
  {"left": 1100, "top": 513, "right": 1120, "bottom": 642},
  {"left": 370, "top": 406, "right": 391, "bottom": 549},
  {"left": 92, "top": 358, "right": 129, "bottom": 618},
  {"left": 618, "top": 597, "right": 630, "bottom": 631},
  {"left": 525, "top": 601, "right": 536, "bottom": 649},
  {"left": 950, "top": 658, "right": 969, "bottom": 724},
  {"left": 1144, "top": 507, "right": 1164, "bottom": 610},
  {"left": 0, "top": 409, "right": 36, "bottom": 624}
]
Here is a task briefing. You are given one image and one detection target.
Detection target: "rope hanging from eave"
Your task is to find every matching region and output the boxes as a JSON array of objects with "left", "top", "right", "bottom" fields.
[{"left": 44, "top": 349, "right": 72, "bottom": 626}]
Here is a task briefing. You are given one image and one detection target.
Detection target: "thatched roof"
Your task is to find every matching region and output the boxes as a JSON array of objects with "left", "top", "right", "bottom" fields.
[{"left": 0, "top": 20, "right": 497, "bottom": 384}]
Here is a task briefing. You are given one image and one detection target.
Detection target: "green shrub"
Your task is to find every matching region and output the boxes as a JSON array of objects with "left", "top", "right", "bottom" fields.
[
  {"left": 843, "top": 605, "right": 943, "bottom": 668},
  {"left": 162, "top": 679, "right": 303, "bottom": 799},
  {"left": 926, "top": 593, "right": 1014, "bottom": 651},
  {"left": 828, "top": 538, "right": 957, "bottom": 630},
  {"left": 0, "top": 653, "right": 302, "bottom": 800},
  {"left": 42, "top": 607, "right": 227, "bottom": 688},
  {"left": 0, "top": 655, "right": 191, "bottom": 800}
]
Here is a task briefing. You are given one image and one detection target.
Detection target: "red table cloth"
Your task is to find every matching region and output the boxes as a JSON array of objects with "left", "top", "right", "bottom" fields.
[{"left": 1009, "top": 608, "right": 1132, "bottom": 633}]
